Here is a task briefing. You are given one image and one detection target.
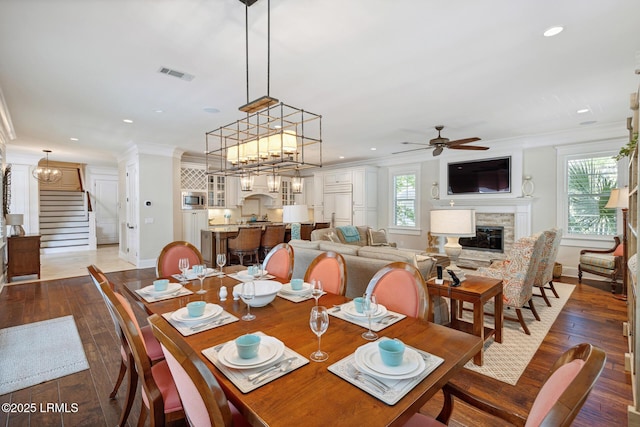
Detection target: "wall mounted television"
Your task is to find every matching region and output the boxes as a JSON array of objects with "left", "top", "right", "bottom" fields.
[{"left": 447, "top": 156, "right": 511, "bottom": 195}]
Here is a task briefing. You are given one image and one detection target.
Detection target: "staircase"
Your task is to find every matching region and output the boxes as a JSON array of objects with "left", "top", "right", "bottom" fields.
[{"left": 39, "top": 190, "right": 93, "bottom": 253}]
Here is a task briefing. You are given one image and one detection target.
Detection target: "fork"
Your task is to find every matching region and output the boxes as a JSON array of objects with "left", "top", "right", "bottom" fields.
[
  {"left": 190, "top": 316, "right": 230, "bottom": 331},
  {"left": 346, "top": 364, "right": 389, "bottom": 394},
  {"left": 377, "top": 314, "right": 398, "bottom": 325}
]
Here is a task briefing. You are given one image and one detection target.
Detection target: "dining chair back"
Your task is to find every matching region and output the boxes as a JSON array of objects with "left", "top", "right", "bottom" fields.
[
  {"left": 304, "top": 251, "right": 347, "bottom": 296},
  {"left": 313, "top": 222, "right": 330, "bottom": 230},
  {"left": 260, "top": 224, "right": 286, "bottom": 259},
  {"left": 533, "top": 228, "right": 563, "bottom": 306},
  {"left": 227, "top": 227, "right": 262, "bottom": 266},
  {"left": 148, "top": 314, "right": 250, "bottom": 427},
  {"left": 156, "top": 241, "right": 204, "bottom": 278},
  {"left": 364, "top": 262, "right": 427, "bottom": 318},
  {"left": 405, "top": 343, "right": 606, "bottom": 427},
  {"left": 300, "top": 223, "right": 314, "bottom": 240},
  {"left": 99, "top": 282, "right": 184, "bottom": 427},
  {"left": 263, "top": 243, "right": 294, "bottom": 282}
]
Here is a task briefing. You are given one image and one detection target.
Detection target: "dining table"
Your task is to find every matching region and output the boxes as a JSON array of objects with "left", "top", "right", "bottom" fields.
[{"left": 120, "top": 265, "right": 482, "bottom": 427}]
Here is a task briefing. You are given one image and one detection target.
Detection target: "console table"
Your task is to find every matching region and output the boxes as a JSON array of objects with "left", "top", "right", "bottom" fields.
[{"left": 7, "top": 234, "right": 41, "bottom": 282}]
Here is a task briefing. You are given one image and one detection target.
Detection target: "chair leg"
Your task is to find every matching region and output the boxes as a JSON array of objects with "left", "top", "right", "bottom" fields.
[
  {"left": 109, "top": 358, "right": 127, "bottom": 399},
  {"left": 547, "top": 280, "right": 560, "bottom": 298},
  {"left": 578, "top": 266, "right": 583, "bottom": 283},
  {"left": 118, "top": 354, "right": 137, "bottom": 427},
  {"left": 137, "top": 404, "right": 147, "bottom": 427},
  {"left": 538, "top": 286, "right": 552, "bottom": 307},
  {"left": 515, "top": 308, "right": 531, "bottom": 335},
  {"left": 527, "top": 298, "right": 541, "bottom": 321}
]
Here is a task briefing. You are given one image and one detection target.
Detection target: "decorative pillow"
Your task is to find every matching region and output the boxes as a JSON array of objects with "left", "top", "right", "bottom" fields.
[
  {"left": 356, "top": 226, "right": 371, "bottom": 245},
  {"left": 368, "top": 228, "right": 390, "bottom": 246},
  {"left": 326, "top": 232, "right": 341, "bottom": 243}
]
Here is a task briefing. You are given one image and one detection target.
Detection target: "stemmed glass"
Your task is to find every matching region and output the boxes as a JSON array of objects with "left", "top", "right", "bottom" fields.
[
  {"left": 178, "top": 257, "right": 190, "bottom": 284},
  {"left": 216, "top": 253, "right": 226, "bottom": 277},
  {"left": 311, "top": 279, "right": 323, "bottom": 306},
  {"left": 309, "top": 306, "right": 329, "bottom": 362},
  {"left": 362, "top": 294, "right": 378, "bottom": 341},
  {"left": 194, "top": 264, "right": 207, "bottom": 295},
  {"left": 241, "top": 281, "right": 256, "bottom": 321}
]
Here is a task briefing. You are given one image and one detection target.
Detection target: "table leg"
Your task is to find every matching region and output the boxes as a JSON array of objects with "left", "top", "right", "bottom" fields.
[
  {"left": 473, "top": 300, "right": 485, "bottom": 366},
  {"left": 495, "top": 291, "right": 503, "bottom": 344}
]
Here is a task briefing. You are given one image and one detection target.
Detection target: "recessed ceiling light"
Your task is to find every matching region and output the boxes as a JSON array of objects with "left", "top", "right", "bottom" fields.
[
  {"left": 69, "top": 137, "right": 79, "bottom": 141},
  {"left": 577, "top": 108, "right": 590, "bottom": 114},
  {"left": 123, "top": 119, "right": 133, "bottom": 123},
  {"left": 370, "top": 147, "right": 377, "bottom": 151},
  {"left": 203, "top": 107, "right": 220, "bottom": 114},
  {"left": 339, "top": 156, "right": 345, "bottom": 159},
  {"left": 154, "top": 109, "right": 164, "bottom": 113},
  {"left": 543, "top": 26, "right": 564, "bottom": 37}
]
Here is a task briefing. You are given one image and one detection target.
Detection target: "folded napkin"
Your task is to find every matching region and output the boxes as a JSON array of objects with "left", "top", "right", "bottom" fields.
[
  {"left": 329, "top": 303, "right": 405, "bottom": 331},
  {"left": 134, "top": 286, "right": 193, "bottom": 303},
  {"left": 327, "top": 343, "right": 443, "bottom": 405},
  {"left": 162, "top": 310, "right": 239, "bottom": 336},
  {"left": 337, "top": 225, "right": 360, "bottom": 243},
  {"left": 172, "top": 267, "right": 217, "bottom": 281}
]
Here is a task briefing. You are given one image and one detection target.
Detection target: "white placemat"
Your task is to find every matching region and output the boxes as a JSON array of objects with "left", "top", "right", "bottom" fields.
[
  {"left": 134, "top": 285, "right": 193, "bottom": 303},
  {"left": 202, "top": 331, "right": 309, "bottom": 393},
  {"left": 276, "top": 290, "right": 327, "bottom": 303},
  {"left": 327, "top": 340, "right": 443, "bottom": 405},
  {"left": 329, "top": 303, "right": 406, "bottom": 331},
  {"left": 162, "top": 310, "right": 238, "bottom": 336}
]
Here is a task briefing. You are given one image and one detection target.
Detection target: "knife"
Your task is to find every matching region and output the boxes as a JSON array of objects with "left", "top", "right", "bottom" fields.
[
  {"left": 252, "top": 358, "right": 295, "bottom": 385},
  {"left": 247, "top": 357, "right": 296, "bottom": 382}
]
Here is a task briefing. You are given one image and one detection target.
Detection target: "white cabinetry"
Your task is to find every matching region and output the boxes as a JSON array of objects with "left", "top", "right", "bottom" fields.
[
  {"left": 352, "top": 167, "right": 378, "bottom": 226},
  {"left": 182, "top": 210, "right": 208, "bottom": 249}
]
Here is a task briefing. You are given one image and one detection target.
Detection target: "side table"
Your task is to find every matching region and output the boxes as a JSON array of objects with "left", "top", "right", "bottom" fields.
[
  {"left": 7, "top": 234, "right": 41, "bottom": 282},
  {"left": 426, "top": 274, "right": 503, "bottom": 366}
]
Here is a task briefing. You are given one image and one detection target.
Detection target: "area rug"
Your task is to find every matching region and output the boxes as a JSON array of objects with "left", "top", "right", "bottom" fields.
[
  {"left": 461, "top": 281, "right": 574, "bottom": 385},
  {"left": 0, "top": 315, "right": 89, "bottom": 394}
]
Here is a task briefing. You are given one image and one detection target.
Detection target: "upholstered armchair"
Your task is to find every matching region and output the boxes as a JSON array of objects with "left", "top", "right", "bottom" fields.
[
  {"left": 578, "top": 236, "right": 623, "bottom": 293},
  {"left": 476, "top": 233, "right": 545, "bottom": 335},
  {"left": 533, "top": 228, "right": 563, "bottom": 306}
]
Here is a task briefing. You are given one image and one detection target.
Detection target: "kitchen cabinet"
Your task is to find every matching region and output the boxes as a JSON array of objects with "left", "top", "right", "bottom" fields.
[
  {"left": 181, "top": 163, "right": 207, "bottom": 191},
  {"left": 182, "top": 210, "right": 208, "bottom": 249},
  {"left": 7, "top": 235, "right": 41, "bottom": 282},
  {"left": 208, "top": 175, "right": 226, "bottom": 207}
]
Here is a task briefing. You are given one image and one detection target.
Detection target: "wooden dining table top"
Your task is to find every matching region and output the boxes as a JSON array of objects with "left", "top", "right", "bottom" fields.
[{"left": 120, "top": 266, "right": 482, "bottom": 427}]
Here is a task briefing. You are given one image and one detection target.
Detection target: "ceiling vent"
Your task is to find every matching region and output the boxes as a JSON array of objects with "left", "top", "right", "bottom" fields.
[{"left": 158, "top": 67, "right": 194, "bottom": 81}]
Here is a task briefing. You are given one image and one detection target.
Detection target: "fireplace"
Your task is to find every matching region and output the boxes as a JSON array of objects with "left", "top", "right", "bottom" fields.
[{"left": 459, "top": 226, "right": 504, "bottom": 253}]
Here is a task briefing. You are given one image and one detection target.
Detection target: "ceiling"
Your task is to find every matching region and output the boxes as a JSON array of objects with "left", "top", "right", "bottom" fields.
[{"left": 0, "top": 0, "right": 639, "bottom": 167}]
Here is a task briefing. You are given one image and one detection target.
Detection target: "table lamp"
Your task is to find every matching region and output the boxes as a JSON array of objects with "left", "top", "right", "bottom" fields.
[
  {"left": 283, "top": 205, "right": 309, "bottom": 240},
  {"left": 6, "top": 214, "right": 25, "bottom": 237},
  {"left": 430, "top": 209, "right": 476, "bottom": 272},
  {"left": 605, "top": 186, "right": 629, "bottom": 300}
]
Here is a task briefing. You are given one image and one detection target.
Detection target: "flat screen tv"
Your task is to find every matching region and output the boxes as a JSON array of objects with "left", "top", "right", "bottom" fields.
[{"left": 447, "top": 156, "right": 511, "bottom": 195}]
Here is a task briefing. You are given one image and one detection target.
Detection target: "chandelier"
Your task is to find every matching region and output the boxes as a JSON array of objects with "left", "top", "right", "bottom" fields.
[
  {"left": 32, "top": 149, "right": 62, "bottom": 184},
  {"left": 205, "top": 0, "right": 322, "bottom": 191}
]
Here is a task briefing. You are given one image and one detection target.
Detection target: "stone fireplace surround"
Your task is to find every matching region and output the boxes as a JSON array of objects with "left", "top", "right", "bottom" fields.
[{"left": 432, "top": 198, "right": 533, "bottom": 266}]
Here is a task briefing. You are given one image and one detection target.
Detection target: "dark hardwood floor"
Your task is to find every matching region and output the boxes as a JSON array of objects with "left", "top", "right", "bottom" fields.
[{"left": 0, "top": 269, "right": 632, "bottom": 426}]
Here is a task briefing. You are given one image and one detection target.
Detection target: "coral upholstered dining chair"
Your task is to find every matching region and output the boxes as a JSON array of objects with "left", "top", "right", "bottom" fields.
[
  {"left": 263, "top": 243, "right": 294, "bottom": 282},
  {"left": 304, "top": 251, "right": 347, "bottom": 296},
  {"left": 156, "top": 241, "right": 204, "bottom": 278},
  {"left": 405, "top": 343, "right": 605, "bottom": 427},
  {"left": 87, "top": 264, "right": 165, "bottom": 427},
  {"left": 100, "top": 282, "right": 184, "bottom": 427},
  {"left": 148, "top": 314, "right": 251, "bottom": 427},
  {"left": 364, "top": 262, "right": 428, "bottom": 319}
]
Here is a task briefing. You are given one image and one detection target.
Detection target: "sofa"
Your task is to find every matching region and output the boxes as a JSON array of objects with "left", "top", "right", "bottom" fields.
[
  {"left": 288, "top": 238, "right": 449, "bottom": 324},
  {"left": 310, "top": 226, "right": 396, "bottom": 247}
]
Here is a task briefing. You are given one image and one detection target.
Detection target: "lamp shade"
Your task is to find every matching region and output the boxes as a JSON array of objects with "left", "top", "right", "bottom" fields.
[
  {"left": 430, "top": 209, "right": 476, "bottom": 237},
  {"left": 5, "top": 214, "right": 23, "bottom": 226},
  {"left": 283, "top": 204, "right": 309, "bottom": 223},
  {"left": 605, "top": 187, "right": 629, "bottom": 209}
]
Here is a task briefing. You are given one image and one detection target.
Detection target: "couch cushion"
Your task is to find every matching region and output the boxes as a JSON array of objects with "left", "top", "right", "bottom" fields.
[
  {"left": 318, "top": 241, "right": 360, "bottom": 256},
  {"left": 310, "top": 228, "right": 336, "bottom": 242},
  {"left": 356, "top": 226, "right": 371, "bottom": 245},
  {"left": 289, "top": 239, "right": 320, "bottom": 250},
  {"left": 358, "top": 246, "right": 415, "bottom": 263},
  {"left": 580, "top": 253, "right": 616, "bottom": 270}
]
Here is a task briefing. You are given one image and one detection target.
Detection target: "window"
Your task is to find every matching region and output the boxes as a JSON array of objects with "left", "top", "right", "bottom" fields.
[{"left": 393, "top": 173, "right": 416, "bottom": 227}]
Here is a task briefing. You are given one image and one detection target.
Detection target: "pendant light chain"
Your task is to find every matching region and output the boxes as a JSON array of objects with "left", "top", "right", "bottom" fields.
[
  {"left": 245, "top": 0, "right": 249, "bottom": 105},
  {"left": 267, "top": 0, "right": 270, "bottom": 97}
]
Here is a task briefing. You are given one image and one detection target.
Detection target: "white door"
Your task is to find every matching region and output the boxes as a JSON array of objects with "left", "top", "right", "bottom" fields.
[
  {"left": 94, "top": 179, "right": 118, "bottom": 244},
  {"left": 125, "top": 163, "right": 138, "bottom": 264},
  {"left": 323, "top": 192, "right": 352, "bottom": 226}
]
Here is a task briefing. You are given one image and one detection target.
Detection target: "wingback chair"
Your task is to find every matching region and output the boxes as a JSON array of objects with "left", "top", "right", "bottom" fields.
[
  {"left": 476, "top": 232, "right": 545, "bottom": 335},
  {"left": 578, "top": 235, "right": 623, "bottom": 293},
  {"left": 227, "top": 227, "right": 262, "bottom": 266},
  {"left": 533, "top": 228, "right": 563, "bottom": 307}
]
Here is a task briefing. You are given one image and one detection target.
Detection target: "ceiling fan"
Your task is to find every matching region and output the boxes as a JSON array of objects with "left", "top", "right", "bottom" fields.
[{"left": 392, "top": 125, "right": 488, "bottom": 156}]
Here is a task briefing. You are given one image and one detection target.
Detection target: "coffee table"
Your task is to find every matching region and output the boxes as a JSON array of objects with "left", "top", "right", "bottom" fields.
[{"left": 426, "top": 274, "right": 503, "bottom": 366}]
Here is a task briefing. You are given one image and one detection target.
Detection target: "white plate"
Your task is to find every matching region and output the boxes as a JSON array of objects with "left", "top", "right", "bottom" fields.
[
  {"left": 141, "top": 282, "right": 183, "bottom": 296},
  {"left": 280, "top": 282, "right": 312, "bottom": 295},
  {"left": 218, "top": 336, "right": 285, "bottom": 369},
  {"left": 236, "top": 269, "right": 269, "bottom": 279},
  {"left": 343, "top": 301, "right": 388, "bottom": 319},
  {"left": 185, "top": 268, "right": 216, "bottom": 280},
  {"left": 171, "top": 303, "right": 223, "bottom": 323},
  {"left": 355, "top": 342, "right": 425, "bottom": 379}
]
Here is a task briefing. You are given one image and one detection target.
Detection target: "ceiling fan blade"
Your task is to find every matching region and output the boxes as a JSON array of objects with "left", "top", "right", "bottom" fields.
[
  {"left": 432, "top": 146, "right": 444, "bottom": 156},
  {"left": 392, "top": 146, "right": 433, "bottom": 155},
  {"left": 400, "top": 141, "right": 430, "bottom": 146},
  {"left": 447, "top": 137, "right": 481, "bottom": 147},
  {"left": 449, "top": 145, "right": 490, "bottom": 151}
]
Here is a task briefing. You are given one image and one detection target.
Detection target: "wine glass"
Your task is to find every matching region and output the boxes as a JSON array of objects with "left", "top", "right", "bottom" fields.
[
  {"left": 216, "top": 253, "right": 226, "bottom": 277},
  {"left": 194, "top": 264, "right": 207, "bottom": 295},
  {"left": 241, "top": 281, "right": 256, "bottom": 321},
  {"left": 311, "top": 279, "right": 323, "bottom": 306},
  {"left": 362, "top": 294, "right": 378, "bottom": 341},
  {"left": 178, "top": 257, "right": 190, "bottom": 284},
  {"left": 309, "top": 306, "right": 329, "bottom": 362}
]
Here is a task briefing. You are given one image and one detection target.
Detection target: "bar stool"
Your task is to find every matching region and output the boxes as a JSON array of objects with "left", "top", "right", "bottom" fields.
[
  {"left": 300, "top": 223, "right": 314, "bottom": 240},
  {"left": 260, "top": 224, "right": 285, "bottom": 260},
  {"left": 227, "top": 227, "right": 262, "bottom": 266}
]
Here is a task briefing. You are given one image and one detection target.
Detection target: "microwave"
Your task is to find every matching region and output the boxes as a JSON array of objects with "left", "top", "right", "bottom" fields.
[{"left": 181, "top": 191, "right": 207, "bottom": 210}]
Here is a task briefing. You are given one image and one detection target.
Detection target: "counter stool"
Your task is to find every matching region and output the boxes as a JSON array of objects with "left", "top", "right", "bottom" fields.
[
  {"left": 228, "top": 227, "right": 262, "bottom": 266},
  {"left": 260, "top": 224, "right": 285, "bottom": 260}
]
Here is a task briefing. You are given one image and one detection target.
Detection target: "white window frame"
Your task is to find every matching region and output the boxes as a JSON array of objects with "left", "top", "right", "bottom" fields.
[
  {"left": 556, "top": 141, "right": 627, "bottom": 248},
  {"left": 388, "top": 164, "right": 421, "bottom": 235}
]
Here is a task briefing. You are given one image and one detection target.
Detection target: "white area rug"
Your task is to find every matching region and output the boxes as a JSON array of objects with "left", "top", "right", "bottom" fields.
[
  {"left": 0, "top": 315, "right": 89, "bottom": 394},
  {"left": 462, "top": 282, "right": 574, "bottom": 385}
]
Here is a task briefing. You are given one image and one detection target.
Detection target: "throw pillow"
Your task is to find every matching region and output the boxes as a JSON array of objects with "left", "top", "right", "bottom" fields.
[
  {"left": 368, "top": 228, "right": 390, "bottom": 246},
  {"left": 327, "top": 232, "right": 341, "bottom": 243}
]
